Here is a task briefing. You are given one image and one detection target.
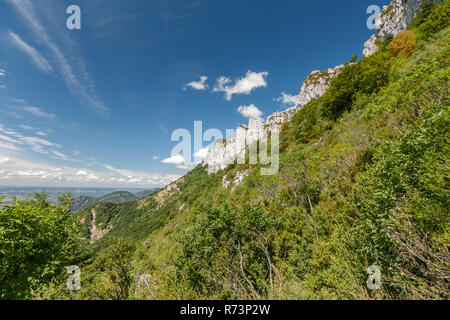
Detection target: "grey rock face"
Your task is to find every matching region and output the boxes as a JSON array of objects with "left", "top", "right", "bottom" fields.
[
  {"left": 363, "top": 0, "right": 443, "bottom": 57},
  {"left": 223, "top": 169, "right": 250, "bottom": 191},
  {"left": 203, "top": 0, "right": 444, "bottom": 176},
  {"left": 203, "top": 64, "right": 345, "bottom": 175}
]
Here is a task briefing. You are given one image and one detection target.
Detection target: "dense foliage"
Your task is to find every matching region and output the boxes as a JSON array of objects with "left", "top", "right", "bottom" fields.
[
  {"left": 3, "top": 0, "right": 449, "bottom": 300},
  {"left": 0, "top": 194, "right": 86, "bottom": 299}
]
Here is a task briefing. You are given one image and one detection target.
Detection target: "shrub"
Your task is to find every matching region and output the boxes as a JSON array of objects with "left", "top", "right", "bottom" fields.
[
  {"left": 0, "top": 193, "right": 84, "bottom": 299},
  {"left": 419, "top": 0, "right": 450, "bottom": 36},
  {"left": 389, "top": 31, "right": 417, "bottom": 58}
]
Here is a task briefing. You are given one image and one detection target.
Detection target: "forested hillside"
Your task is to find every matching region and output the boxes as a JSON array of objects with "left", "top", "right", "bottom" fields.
[{"left": 1, "top": 0, "right": 448, "bottom": 300}]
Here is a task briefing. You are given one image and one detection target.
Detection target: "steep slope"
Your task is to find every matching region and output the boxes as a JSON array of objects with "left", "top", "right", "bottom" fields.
[
  {"left": 363, "top": 0, "right": 445, "bottom": 56},
  {"left": 66, "top": 0, "right": 449, "bottom": 301}
]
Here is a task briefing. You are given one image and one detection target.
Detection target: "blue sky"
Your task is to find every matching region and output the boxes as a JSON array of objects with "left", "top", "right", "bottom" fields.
[{"left": 0, "top": 0, "right": 390, "bottom": 187}]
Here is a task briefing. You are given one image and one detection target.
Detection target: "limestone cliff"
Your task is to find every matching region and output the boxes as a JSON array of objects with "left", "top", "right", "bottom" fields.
[
  {"left": 204, "top": 0, "right": 438, "bottom": 177},
  {"left": 203, "top": 64, "right": 345, "bottom": 175},
  {"left": 363, "top": 0, "right": 444, "bottom": 57}
]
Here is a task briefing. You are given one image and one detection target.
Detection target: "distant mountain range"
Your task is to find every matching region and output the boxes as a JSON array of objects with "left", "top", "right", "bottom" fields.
[
  {"left": 69, "top": 189, "right": 160, "bottom": 212},
  {"left": 0, "top": 186, "right": 160, "bottom": 210}
]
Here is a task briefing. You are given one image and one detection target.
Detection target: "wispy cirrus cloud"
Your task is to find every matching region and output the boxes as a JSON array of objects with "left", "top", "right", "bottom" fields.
[
  {"left": 0, "top": 124, "right": 58, "bottom": 155},
  {"left": 8, "top": 30, "right": 54, "bottom": 74},
  {"left": 22, "top": 106, "right": 56, "bottom": 120},
  {"left": 0, "top": 68, "right": 5, "bottom": 89},
  {"left": 6, "top": 0, "right": 108, "bottom": 117},
  {"left": 10, "top": 98, "right": 26, "bottom": 104},
  {"left": 20, "top": 136, "right": 60, "bottom": 154}
]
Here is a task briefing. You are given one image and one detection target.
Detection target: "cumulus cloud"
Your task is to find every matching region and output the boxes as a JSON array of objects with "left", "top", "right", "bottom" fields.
[
  {"left": 0, "top": 154, "right": 180, "bottom": 187},
  {"left": 274, "top": 91, "right": 297, "bottom": 107},
  {"left": 193, "top": 147, "right": 209, "bottom": 159},
  {"left": 213, "top": 71, "right": 268, "bottom": 100},
  {"left": 237, "top": 104, "right": 263, "bottom": 120},
  {"left": 161, "top": 154, "right": 185, "bottom": 165},
  {"left": 161, "top": 153, "right": 201, "bottom": 170},
  {"left": 184, "top": 75, "right": 208, "bottom": 90},
  {"left": 8, "top": 30, "right": 54, "bottom": 74},
  {"left": 22, "top": 106, "right": 56, "bottom": 119}
]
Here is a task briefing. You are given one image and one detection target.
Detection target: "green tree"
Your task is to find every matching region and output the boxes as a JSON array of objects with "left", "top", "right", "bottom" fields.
[
  {"left": 89, "top": 238, "right": 136, "bottom": 300},
  {"left": 176, "top": 205, "right": 281, "bottom": 299},
  {"left": 0, "top": 193, "right": 84, "bottom": 299}
]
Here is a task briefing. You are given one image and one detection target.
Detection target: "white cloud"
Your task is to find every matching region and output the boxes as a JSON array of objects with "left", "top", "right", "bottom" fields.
[
  {"left": 193, "top": 147, "right": 209, "bottom": 159},
  {"left": 237, "top": 104, "right": 263, "bottom": 120},
  {"left": 176, "top": 163, "right": 197, "bottom": 170},
  {"left": 8, "top": 30, "right": 54, "bottom": 74},
  {"left": 161, "top": 154, "right": 185, "bottom": 165},
  {"left": 0, "top": 124, "right": 61, "bottom": 155},
  {"left": 6, "top": 0, "right": 108, "bottom": 116},
  {"left": 18, "top": 125, "right": 47, "bottom": 136},
  {"left": 0, "top": 142, "right": 21, "bottom": 151},
  {"left": 21, "top": 136, "right": 59, "bottom": 154},
  {"left": 51, "top": 150, "right": 71, "bottom": 161},
  {"left": 213, "top": 71, "right": 268, "bottom": 100},
  {"left": 274, "top": 91, "right": 297, "bottom": 107},
  {"left": 184, "top": 75, "right": 208, "bottom": 90},
  {"left": 152, "top": 156, "right": 160, "bottom": 160},
  {"left": 10, "top": 98, "right": 27, "bottom": 104},
  {"left": 0, "top": 69, "right": 5, "bottom": 89},
  {"left": 0, "top": 154, "right": 181, "bottom": 187},
  {"left": 23, "top": 106, "right": 56, "bottom": 119},
  {"left": 19, "top": 125, "right": 35, "bottom": 131},
  {"left": 0, "top": 134, "right": 23, "bottom": 145}
]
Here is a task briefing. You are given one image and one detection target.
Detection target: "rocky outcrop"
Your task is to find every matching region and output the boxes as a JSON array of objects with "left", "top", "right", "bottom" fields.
[
  {"left": 295, "top": 66, "right": 345, "bottom": 108},
  {"left": 202, "top": 64, "right": 345, "bottom": 175},
  {"left": 222, "top": 169, "right": 250, "bottom": 191},
  {"left": 363, "top": 0, "right": 443, "bottom": 57},
  {"left": 202, "top": 0, "right": 444, "bottom": 178},
  {"left": 89, "top": 208, "right": 111, "bottom": 244}
]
